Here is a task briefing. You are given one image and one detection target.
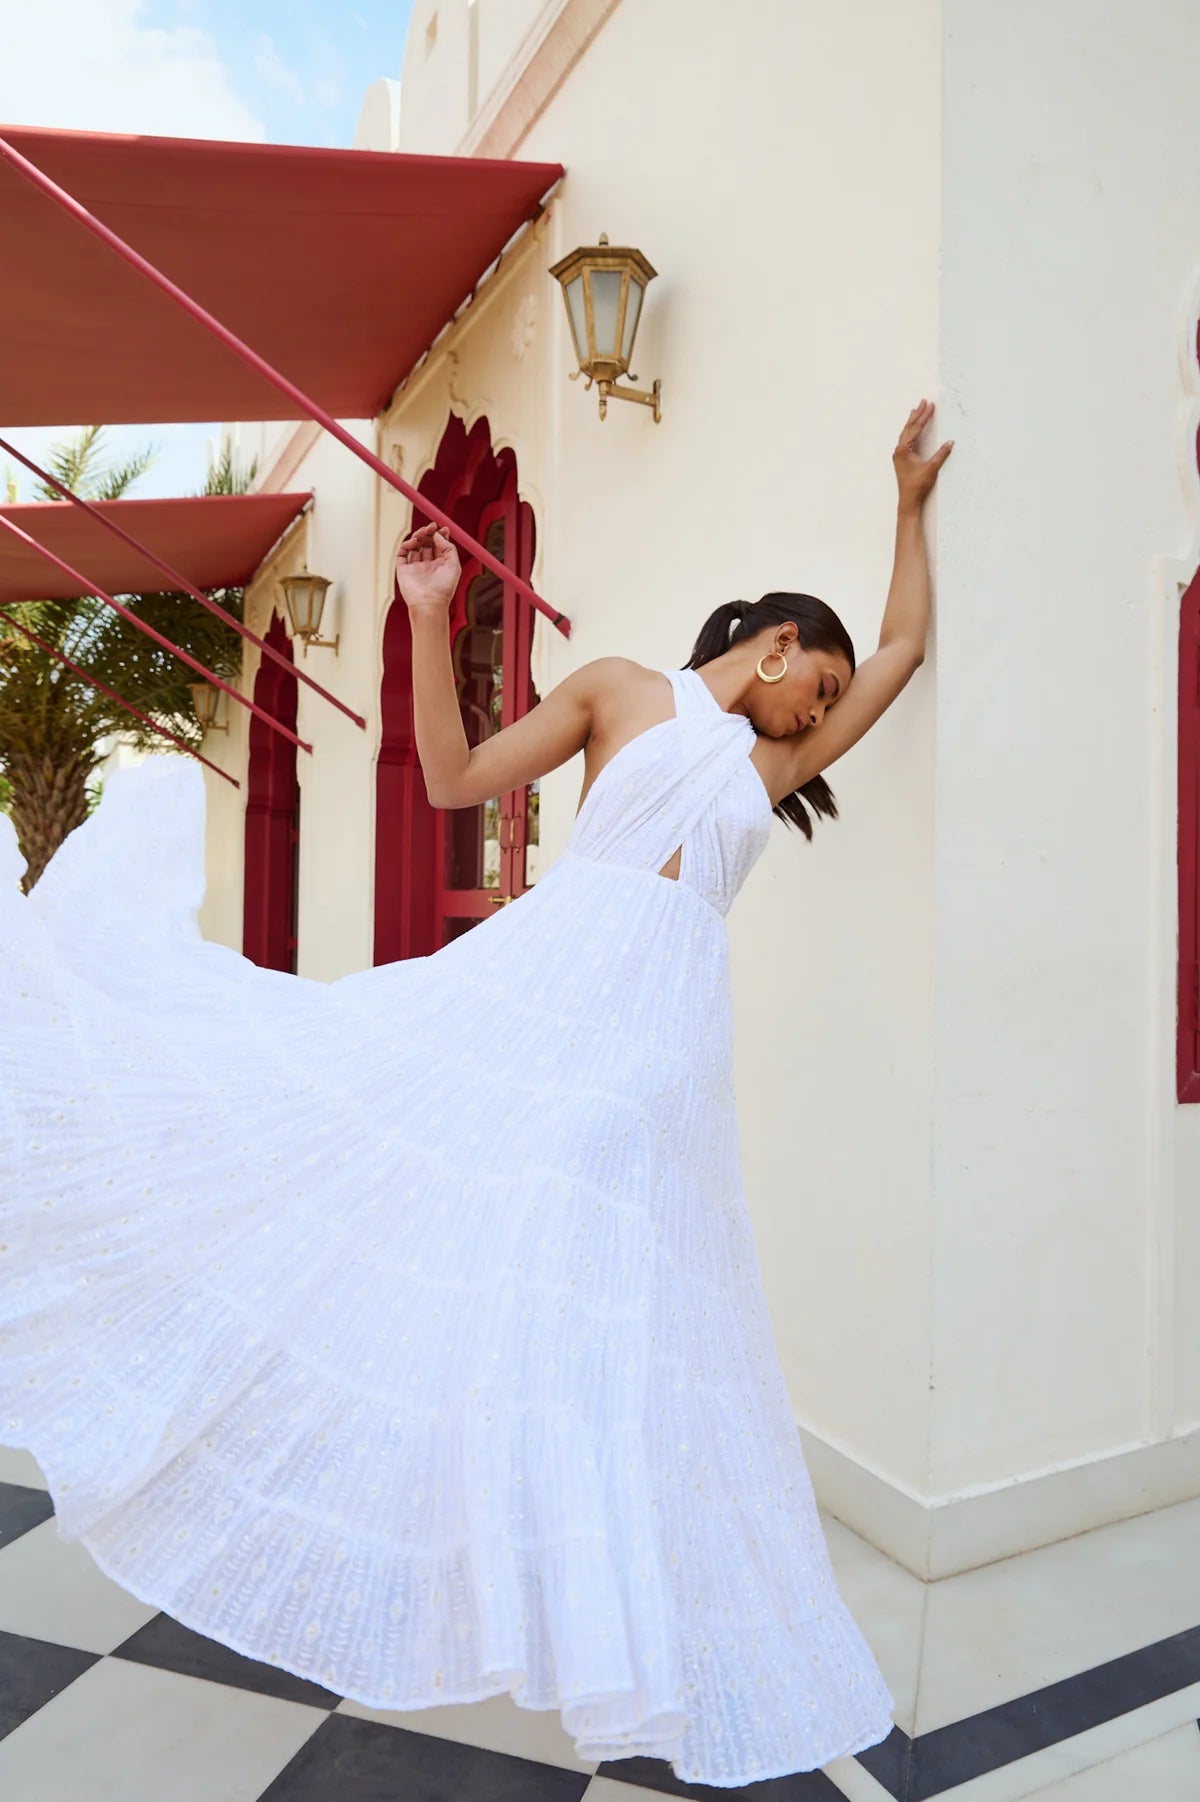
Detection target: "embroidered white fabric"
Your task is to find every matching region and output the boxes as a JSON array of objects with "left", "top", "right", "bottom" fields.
[{"left": 0, "top": 667, "right": 894, "bottom": 1787}]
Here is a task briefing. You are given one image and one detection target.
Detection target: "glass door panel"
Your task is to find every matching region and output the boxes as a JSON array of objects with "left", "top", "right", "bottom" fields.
[
  {"left": 439, "top": 518, "right": 506, "bottom": 942},
  {"left": 434, "top": 498, "right": 539, "bottom": 948},
  {"left": 524, "top": 778, "right": 541, "bottom": 884}
]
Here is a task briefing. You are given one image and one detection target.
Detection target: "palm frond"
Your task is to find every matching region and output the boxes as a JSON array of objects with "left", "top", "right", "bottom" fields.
[
  {"left": 33, "top": 426, "right": 156, "bottom": 503},
  {"left": 203, "top": 438, "right": 259, "bottom": 496},
  {"left": 94, "top": 446, "right": 157, "bottom": 501},
  {"left": 1, "top": 425, "right": 252, "bottom": 882},
  {"left": 34, "top": 426, "right": 105, "bottom": 500}
]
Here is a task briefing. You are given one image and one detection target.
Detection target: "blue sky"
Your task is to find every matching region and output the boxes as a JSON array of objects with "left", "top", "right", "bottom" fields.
[
  {"left": 145, "top": 0, "right": 416, "bottom": 150},
  {"left": 0, "top": 0, "right": 416, "bottom": 501}
]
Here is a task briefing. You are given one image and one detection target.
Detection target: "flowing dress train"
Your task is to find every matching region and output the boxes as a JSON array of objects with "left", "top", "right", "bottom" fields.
[{"left": 0, "top": 665, "right": 894, "bottom": 1787}]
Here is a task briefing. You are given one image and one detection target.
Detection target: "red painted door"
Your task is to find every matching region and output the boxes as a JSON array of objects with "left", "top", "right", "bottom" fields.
[
  {"left": 1179, "top": 569, "right": 1200, "bottom": 1100},
  {"left": 243, "top": 612, "right": 300, "bottom": 972}
]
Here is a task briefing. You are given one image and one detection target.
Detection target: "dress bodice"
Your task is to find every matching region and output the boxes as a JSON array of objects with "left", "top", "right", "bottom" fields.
[{"left": 565, "top": 667, "right": 774, "bottom": 916}]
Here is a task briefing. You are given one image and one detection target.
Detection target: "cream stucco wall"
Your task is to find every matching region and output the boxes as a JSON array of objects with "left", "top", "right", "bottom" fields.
[
  {"left": 202, "top": 0, "right": 1200, "bottom": 1576},
  {"left": 922, "top": 0, "right": 1200, "bottom": 1548},
  {"left": 199, "top": 422, "right": 379, "bottom": 980}
]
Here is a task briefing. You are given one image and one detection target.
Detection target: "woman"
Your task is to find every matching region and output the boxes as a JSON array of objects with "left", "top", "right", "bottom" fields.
[{"left": 0, "top": 402, "right": 951, "bottom": 1788}]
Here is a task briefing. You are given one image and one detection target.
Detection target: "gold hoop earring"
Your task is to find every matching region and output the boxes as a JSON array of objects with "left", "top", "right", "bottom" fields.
[{"left": 756, "top": 649, "right": 788, "bottom": 685}]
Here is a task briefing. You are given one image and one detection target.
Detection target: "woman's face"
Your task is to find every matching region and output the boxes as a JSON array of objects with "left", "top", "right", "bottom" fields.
[{"left": 744, "top": 628, "right": 853, "bottom": 739}]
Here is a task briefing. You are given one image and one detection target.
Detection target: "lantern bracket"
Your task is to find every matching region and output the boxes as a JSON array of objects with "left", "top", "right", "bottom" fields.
[
  {"left": 297, "top": 629, "right": 340, "bottom": 656},
  {"left": 568, "top": 365, "right": 662, "bottom": 421}
]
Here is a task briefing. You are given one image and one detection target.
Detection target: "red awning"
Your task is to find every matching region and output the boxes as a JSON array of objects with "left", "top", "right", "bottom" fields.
[
  {"left": 0, "top": 125, "right": 563, "bottom": 426},
  {"left": 0, "top": 493, "right": 311, "bottom": 602}
]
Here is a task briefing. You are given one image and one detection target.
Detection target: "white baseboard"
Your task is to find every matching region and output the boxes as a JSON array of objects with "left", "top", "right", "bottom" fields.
[{"left": 799, "top": 1419, "right": 1200, "bottom": 1578}]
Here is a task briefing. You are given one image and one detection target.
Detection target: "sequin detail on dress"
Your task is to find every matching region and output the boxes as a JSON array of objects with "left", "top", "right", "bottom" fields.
[{"left": 0, "top": 667, "right": 893, "bottom": 1787}]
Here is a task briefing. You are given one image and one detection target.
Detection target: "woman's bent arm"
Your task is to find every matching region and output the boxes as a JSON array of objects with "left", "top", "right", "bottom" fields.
[
  {"left": 413, "top": 614, "right": 598, "bottom": 805},
  {"left": 397, "top": 520, "right": 604, "bottom": 808}
]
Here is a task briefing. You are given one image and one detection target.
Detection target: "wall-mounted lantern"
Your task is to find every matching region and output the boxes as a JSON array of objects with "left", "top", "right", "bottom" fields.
[
  {"left": 549, "top": 233, "right": 661, "bottom": 422},
  {"left": 189, "top": 679, "right": 227, "bottom": 733},
  {"left": 279, "top": 567, "right": 338, "bottom": 653}
]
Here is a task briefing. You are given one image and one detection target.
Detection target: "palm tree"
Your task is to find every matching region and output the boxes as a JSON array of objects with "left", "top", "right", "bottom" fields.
[{"left": 0, "top": 428, "right": 257, "bottom": 890}]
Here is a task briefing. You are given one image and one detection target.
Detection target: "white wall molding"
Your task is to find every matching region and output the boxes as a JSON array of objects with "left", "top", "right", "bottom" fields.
[
  {"left": 254, "top": 421, "right": 323, "bottom": 501},
  {"left": 458, "top": 0, "right": 625, "bottom": 159}
]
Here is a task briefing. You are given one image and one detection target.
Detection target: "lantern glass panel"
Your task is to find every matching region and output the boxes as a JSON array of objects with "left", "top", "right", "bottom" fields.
[
  {"left": 284, "top": 575, "right": 328, "bottom": 637},
  {"left": 621, "top": 280, "right": 644, "bottom": 362},
  {"left": 589, "top": 269, "right": 624, "bottom": 360},
  {"left": 563, "top": 274, "right": 588, "bottom": 363},
  {"left": 189, "top": 680, "right": 217, "bottom": 725}
]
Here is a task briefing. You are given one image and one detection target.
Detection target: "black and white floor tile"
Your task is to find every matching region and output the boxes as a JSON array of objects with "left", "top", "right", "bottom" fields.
[{"left": 1, "top": 1445, "right": 1198, "bottom": 1801}]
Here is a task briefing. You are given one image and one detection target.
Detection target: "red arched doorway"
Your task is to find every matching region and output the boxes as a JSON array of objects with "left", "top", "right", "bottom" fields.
[
  {"left": 1179, "top": 565, "right": 1200, "bottom": 1100},
  {"left": 375, "top": 415, "right": 538, "bottom": 963},
  {"left": 243, "top": 611, "right": 300, "bottom": 972}
]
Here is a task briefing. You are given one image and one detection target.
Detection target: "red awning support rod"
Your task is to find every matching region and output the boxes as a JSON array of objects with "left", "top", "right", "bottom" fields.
[
  {"left": 0, "top": 514, "right": 312, "bottom": 754},
  {"left": 0, "top": 605, "right": 238, "bottom": 788},
  {"left": 0, "top": 437, "right": 366, "bottom": 731},
  {"left": 0, "top": 131, "right": 572, "bottom": 638}
]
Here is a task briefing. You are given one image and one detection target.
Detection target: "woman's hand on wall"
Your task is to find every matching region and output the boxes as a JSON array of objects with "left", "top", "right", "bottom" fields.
[
  {"left": 395, "top": 522, "right": 461, "bottom": 612},
  {"left": 893, "top": 399, "right": 953, "bottom": 514}
]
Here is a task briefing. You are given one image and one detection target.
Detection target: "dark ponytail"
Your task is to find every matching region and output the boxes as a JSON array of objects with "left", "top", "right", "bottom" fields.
[{"left": 685, "top": 591, "right": 856, "bottom": 841}]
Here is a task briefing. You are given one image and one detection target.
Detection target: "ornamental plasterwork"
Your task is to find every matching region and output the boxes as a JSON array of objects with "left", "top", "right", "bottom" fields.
[{"left": 510, "top": 292, "right": 538, "bottom": 362}]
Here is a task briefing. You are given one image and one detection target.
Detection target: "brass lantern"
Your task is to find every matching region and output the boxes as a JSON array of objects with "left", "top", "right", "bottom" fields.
[
  {"left": 549, "top": 233, "right": 661, "bottom": 422},
  {"left": 279, "top": 567, "right": 338, "bottom": 652},
  {"left": 189, "top": 679, "right": 227, "bottom": 733}
]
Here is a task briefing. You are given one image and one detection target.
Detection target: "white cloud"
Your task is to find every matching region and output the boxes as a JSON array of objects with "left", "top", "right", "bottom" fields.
[{"left": 0, "top": 0, "right": 266, "bottom": 141}]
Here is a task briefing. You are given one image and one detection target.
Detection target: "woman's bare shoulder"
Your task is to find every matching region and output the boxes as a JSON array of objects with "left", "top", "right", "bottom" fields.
[
  {"left": 570, "top": 654, "right": 661, "bottom": 694},
  {"left": 574, "top": 657, "right": 671, "bottom": 728},
  {"left": 569, "top": 660, "right": 677, "bottom": 808}
]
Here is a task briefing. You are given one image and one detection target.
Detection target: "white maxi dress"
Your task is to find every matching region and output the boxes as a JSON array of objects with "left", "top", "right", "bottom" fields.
[{"left": 0, "top": 665, "right": 894, "bottom": 1788}]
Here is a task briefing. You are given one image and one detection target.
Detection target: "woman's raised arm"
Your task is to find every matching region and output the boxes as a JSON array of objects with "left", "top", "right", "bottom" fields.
[
  {"left": 785, "top": 399, "right": 953, "bottom": 788},
  {"left": 397, "top": 522, "right": 598, "bottom": 808}
]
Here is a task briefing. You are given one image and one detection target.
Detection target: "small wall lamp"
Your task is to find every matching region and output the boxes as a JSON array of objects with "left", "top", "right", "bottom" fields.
[
  {"left": 189, "top": 680, "right": 227, "bottom": 733},
  {"left": 279, "top": 567, "right": 338, "bottom": 653},
  {"left": 549, "top": 233, "right": 661, "bottom": 422}
]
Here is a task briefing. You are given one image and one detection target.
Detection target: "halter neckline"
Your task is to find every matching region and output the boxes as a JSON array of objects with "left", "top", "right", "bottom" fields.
[{"left": 676, "top": 666, "right": 754, "bottom": 731}]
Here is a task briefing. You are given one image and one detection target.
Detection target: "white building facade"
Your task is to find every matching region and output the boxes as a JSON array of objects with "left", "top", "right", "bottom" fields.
[{"left": 198, "top": 0, "right": 1200, "bottom": 1581}]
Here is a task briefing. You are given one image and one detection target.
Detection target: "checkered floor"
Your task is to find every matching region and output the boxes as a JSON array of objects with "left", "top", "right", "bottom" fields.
[
  {"left": 2, "top": 1447, "right": 1199, "bottom": 1801},
  {"left": 0, "top": 1461, "right": 854, "bottom": 1802}
]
